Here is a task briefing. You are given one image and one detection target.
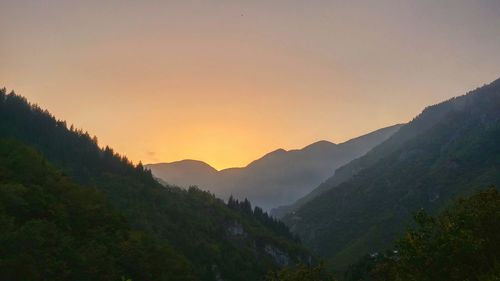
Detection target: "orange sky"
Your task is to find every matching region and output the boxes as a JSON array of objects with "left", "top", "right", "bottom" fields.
[{"left": 2, "top": 0, "right": 500, "bottom": 170}]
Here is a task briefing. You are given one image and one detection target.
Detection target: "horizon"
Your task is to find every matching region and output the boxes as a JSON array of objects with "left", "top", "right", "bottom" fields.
[
  {"left": 146, "top": 123, "right": 405, "bottom": 170},
  {"left": 2, "top": 0, "right": 500, "bottom": 170}
]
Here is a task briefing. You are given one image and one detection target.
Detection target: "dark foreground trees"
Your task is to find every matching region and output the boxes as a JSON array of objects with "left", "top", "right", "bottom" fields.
[
  {"left": 395, "top": 188, "right": 500, "bottom": 281},
  {"left": 346, "top": 188, "right": 500, "bottom": 281},
  {"left": 266, "top": 263, "right": 337, "bottom": 281},
  {"left": 0, "top": 139, "right": 194, "bottom": 281}
]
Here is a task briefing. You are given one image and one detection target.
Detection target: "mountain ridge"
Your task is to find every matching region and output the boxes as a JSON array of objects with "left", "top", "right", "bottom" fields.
[{"left": 147, "top": 124, "right": 402, "bottom": 211}]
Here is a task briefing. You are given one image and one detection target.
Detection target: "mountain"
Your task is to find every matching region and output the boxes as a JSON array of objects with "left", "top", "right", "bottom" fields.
[
  {"left": 282, "top": 77, "right": 500, "bottom": 270},
  {"left": 148, "top": 159, "right": 218, "bottom": 188},
  {"left": 147, "top": 125, "right": 402, "bottom": 211},
  {"left": 0, "top": 89, "right": 309, "bottom": 281}
]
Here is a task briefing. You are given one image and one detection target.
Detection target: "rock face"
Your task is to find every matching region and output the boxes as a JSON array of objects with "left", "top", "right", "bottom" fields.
[
  {"left": 264, "top": 244, "right": 291, "bottom": 267},
  {"left": 147, "top": 124, "right": 402, "bottom": 211},
  {"left": 223, "top": 219, "right": 310, "bottom": 270},
  {"left": 226, "top": 221, "right": 246, "bottom": 237}
]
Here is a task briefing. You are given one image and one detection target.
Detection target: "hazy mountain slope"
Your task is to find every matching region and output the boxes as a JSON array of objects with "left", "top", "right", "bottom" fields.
[
  {"left": 147, "top": 159, "right": 218, "bottom": 188},
  {"left": 271, "top": 126, "right": 410, "bottom": 217},
  {"left": 148, "top": 125, "right": 402, "bottom": 211},
  {"left": 0, "top": 89, "right": 309, "bottom": 281},
  {"left": 283, "top": 77, "right": 500, "bottom": 270},
  {"left": 273, "top": 85, "right": 476, "bottom": 217}
]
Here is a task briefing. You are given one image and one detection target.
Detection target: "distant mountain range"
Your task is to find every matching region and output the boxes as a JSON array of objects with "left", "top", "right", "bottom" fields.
[
  {"left": 147, "top": 124, "right": 402, "bottom": 211},
  {"left": 281, "top": 77, "right": 500, "bottom": 270}
]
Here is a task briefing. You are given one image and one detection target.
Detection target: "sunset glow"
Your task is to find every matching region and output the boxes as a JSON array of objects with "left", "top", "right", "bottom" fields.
[{"left": 2, "top": 0, "right": 500, "bottom": 169}]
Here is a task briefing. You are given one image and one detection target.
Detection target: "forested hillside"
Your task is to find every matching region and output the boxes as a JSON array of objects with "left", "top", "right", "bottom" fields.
[
  {"left": 0, "top": 89, "right": 309, "bottom": 281},
  {"left": 0, "top": 139, "right": 194, "bottom": 280},
  {"left": 283, "top": 78, "right": 500, "bottom": 270}
]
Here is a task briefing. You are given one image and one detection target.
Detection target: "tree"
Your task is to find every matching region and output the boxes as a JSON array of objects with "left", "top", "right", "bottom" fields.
[
  {"left": 266, "top": 263, "right": 337, "bottom": 281},
  {"left": 395, "top": 188, "right": 500, "bottom": 281}
]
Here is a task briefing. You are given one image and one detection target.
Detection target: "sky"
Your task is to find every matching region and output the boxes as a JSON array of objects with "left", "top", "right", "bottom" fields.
[{"left": 1, "top": 0, "right": 500, "bottom": 170}]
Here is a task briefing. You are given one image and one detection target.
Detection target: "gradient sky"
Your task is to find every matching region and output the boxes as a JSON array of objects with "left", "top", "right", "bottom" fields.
[{"left": 2, "top": 0, "right": 500, "bottom": 170}]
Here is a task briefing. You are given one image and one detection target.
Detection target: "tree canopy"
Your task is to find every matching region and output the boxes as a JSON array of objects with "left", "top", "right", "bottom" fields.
[
  {"left": 345, "top": 188, "right": 500, "bottom": 281},
  {"left": 0, "top": 139, "right": 194, "bottom": 280}
]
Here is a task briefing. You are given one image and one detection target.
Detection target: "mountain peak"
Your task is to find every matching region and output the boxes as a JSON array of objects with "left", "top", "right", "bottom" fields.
[
  {"left": 302, "top": 140, "right": 336, "bottom": 150},
  {"left": 145, "top": 159, "right": 218, "bottom": 188},
  {"left": 147, "top": 159, "right": 218, "bottom": 172}
]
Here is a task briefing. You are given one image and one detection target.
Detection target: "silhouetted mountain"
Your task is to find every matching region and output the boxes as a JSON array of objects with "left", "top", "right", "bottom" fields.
[
  {"left": 282, "top": 77, "right": 500, "bottom": 270},
  {"left": 0, "top": 89, "right": 309, "bottom": 281},
  {"left": 147, "top": 125, "right": 402, "bottom": 211},
  {"left": 148, "top": 159, "right": 218, "bottom": 188}
]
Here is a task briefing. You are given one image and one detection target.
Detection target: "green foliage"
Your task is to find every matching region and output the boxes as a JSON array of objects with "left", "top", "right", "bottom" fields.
[
  {"left": 0, "top": 139, "right": 194, "bottom": 281},
  {"left": 0, "top": 88, "right": 309, "bottom": 280},
  {"left": 345, "top": 188, "right": 500, "bottom": 281},
  {"left": 266, "top": 263, "right": 337, "bottom": 281},
  {"left": 395, "top": 188, "right": 500, "bottom": 281},
  {"left": 344, "top": 251, "right": 397, "bottom": 281},
  {"left": 228, "top": 196, "right": 300, "bottom": 242}
]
